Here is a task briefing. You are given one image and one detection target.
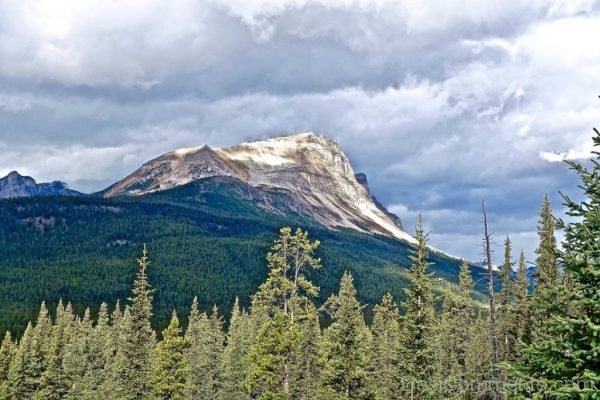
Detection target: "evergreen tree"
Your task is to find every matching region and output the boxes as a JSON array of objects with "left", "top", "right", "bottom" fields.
[
  {"left": 513, "top": 251, "right": 532, "bottom": 347},
  {"left": 402, "top": 214, "right": 437, "bottom": 398},
  {"left": 100, "top": 300, "right": 125, "bottom": 399},
  {"left": 370, "top": 293, "right": 402, "bottom": 400},
  {"left": 219, "top": 298, "right": 252, "bottom": 400},
  {"left": 114, "top": 244, "right": 156, "bottom": 400},
  {"left": 63, "top": 307, "right": 94, "bottom": 399},
  {"left": 79, "top": 302, "right": 114, "bottom": 399},
  {"left": 245, "top": 227, "right": 320, "bottom": 399},
  {"left": 465, "top": 312, "right": 494, "bottom": 399},
  {"left": 7, "top": 322, "right": 40, "bottom": 400},
  {"left": 534, "top": 194, "right": 559, "bottom": 288},
  {"left": 151, "top": 311, "right": 191, "bottom": 400},
  {"left": 530, "top": 195, "right": 566, "bottom": 339},
  {"left": 497, "top": 237, "right": 518, "bottom": 362},
  {"left": 185, "top": 301, "right": 224, "bottom": 400},
  {"left": 35, "top": 301, "right": 76, "bottom": 400},
  {"left": 508, "top": 129, "right": 600, "bottom": 398},
  {"left": 436, "top": 261, "right": 476, "bottom": 399},
  {"left": 289, "top": 303, "right": 321, "bottom": 400},
  {"left": 319, "top": 272, "right": 374, "bottom": 400},
  {"left": 246, "top": 310, "right": 299, "bottom": 400},
  {"left": 6, "top": 302, "right": 53, "bottom": 399},
  {"left": 0, "top": 331, "right": 15, "bottom": 397}
]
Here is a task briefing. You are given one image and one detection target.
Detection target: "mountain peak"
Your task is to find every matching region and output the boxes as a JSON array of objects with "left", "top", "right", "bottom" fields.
[
  {"left": 102, "top": 133, "right": 415, "bottom": 243},
  {"left": 0, "top": 172, "right": 81, "bottom": 199}
]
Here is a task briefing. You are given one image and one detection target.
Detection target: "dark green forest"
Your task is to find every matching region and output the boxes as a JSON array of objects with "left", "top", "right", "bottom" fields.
[{"left": 0, "top": 176, "right": 491, "bottom": 336}]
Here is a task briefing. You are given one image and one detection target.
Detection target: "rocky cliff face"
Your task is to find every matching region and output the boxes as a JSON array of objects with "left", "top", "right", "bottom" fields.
[
  {"left": 103, "top": 132, "right": 415, "bottom": 243},
  {"left": 0, "top": 171, "right": 82, "bottom": 199}
]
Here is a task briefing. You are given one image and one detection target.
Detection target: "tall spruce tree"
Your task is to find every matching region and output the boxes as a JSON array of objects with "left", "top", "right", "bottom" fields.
[
  {"left": 530, "top": 195, "right": 566, "bottom": 339},
  {"left": 534, "top": 194, "right": 559, "bottom": 288},
  {"left": 0, "top": 331, "right": 15, "bottom": 397},
  {"left": 79, "top": 302, "right": 113, "bottom": 399},
  {"left": 514, "top": 251, "right": 532, "bottom": 347},
  {"left": 185, "top": 301, "right": 224, "bottom": 400},
  {"left": 151, "top": 311, "right": 191, "bottom": 400},
  {"left": 402, "top": 214, "right": 437, "bottom": 398},
  {"left": 7, "top": 322, "right": 39, "bottom": 400},
  {"left": 436, "top": 261, "right": 476, "bottom": 399},
  {"left": 35, "top": 301, "right": 76, "bottom": 400},
  {"left": 508, "top": 129, "right": 600, "bottom": 398},
  {"left": 370, "top": 293, "right": 402, "bottom": 400},
  {"left": 319, "top": 272, "right": 374, "bottom": 400},
  {"left": 246, "top": 227, "right": 320, "bottom": 399},
  {"left": 289, "top": 303, "right": 321, "bottom": 400},
  {"left": 498, "top": 237, "right": 519, "bottom": 362},
  {"left": 219, "top": 297, "right": 252, "bottom": 400},
  {"left": 114, "top": 244, "right": 156, "bottom": 400},
  {"left": 6, "top": 302, "right": 53, "bottom": 399}
]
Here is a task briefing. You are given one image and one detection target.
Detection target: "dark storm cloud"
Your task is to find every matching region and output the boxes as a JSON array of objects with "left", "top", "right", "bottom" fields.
[{"left": 1, "top": 0, "right": 599, "bottom": 261}]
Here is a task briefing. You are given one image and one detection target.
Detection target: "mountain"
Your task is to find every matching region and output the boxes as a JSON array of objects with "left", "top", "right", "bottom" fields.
[
  {"left": 0, "top": 133, "right": 494, "bottom": 335},
  {"left": 102, "top": 132, "right": 414, "bottom": 244},
  {"left": 0, "top": 171, "right": 82, "bottom": 199}
]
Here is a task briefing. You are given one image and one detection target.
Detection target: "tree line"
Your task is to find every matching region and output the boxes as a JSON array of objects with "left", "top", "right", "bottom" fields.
[{"left": 0, "top": 131, "right": 598, "bottom": 399}]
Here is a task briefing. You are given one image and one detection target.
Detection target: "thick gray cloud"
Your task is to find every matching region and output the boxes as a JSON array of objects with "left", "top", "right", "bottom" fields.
[{"left": 1, "top": 0, "right": 599, "bottom": 263}]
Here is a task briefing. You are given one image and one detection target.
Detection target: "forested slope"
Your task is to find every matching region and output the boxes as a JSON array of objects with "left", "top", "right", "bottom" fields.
[{"left": 0, "top": 177, "right": 490, "bottom": 335}]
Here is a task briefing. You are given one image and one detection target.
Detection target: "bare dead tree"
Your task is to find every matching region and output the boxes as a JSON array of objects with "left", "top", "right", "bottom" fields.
[{"left": 482, "top": 200, "right": 500, "bottom": 400}]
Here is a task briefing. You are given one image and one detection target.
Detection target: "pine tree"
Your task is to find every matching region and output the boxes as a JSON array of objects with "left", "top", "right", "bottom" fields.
[
  {"left": 114, "top": 244, "right": 156, "bottom": 400},
  {"left": 100, "top": 300, "right": 125, "bottom": 399},
  {"left": 6, "top": 302, "right": 53, "bottom": 399},
  {"left": 319, "top": 272, "right": 374, "bottom": 400},
  {"left": 7, "top": 322, "right": 40, "bottom": 400},
  {"left": 465, "top": 312, "right": 494, "bottom": 399},
  {"left": 245, "top": 227, "right": 320, "bottom": 399},
  {"left": 246, "top": 310, "right": 300, "bottom": 400},
  {"left": 534, "top": 194, "right": 559, "bottom": 288},
  {"left": 35, "top": 301, "right": 76, "bottom": 400},
  {"left": 77, "top": 302, "right": 113, "bottom": 399},
  {"left": 530, "top": 195, "right": 566, "bottom": 339},
  {"left": 497, "top": 237, "right": 518, "bottom": 362},
  {"left": 151, "top": 311, "right": 191, "bottom": 400},
  {"left": 289, "top": 303, "right": 321, "bottom": 400},
  {"left": 436, "top": 261, "right": 476, "bottom": 399},
  {"left": 0, "top": 331, "right": 16, "bottom": 397},
  {"left": 402, "top": 214, "right": 437, "bottom": 398},
  {"left": 508, "top": 129, "right": 600, "bottom": 398},
  {"left": 513, "top": 251, "right": 532, "bottom": 347},
  {"left": 63, "top": 307, "right": 94, "bottom": 399},
  {"left": 219, "top": 297, "right": 252, "bottom": 400},
  {"left": 186, "top": 301, "right": 224, "bottom": 400},
  {"left": 370, "top": 293, "right": 402, "bottom": 400}
]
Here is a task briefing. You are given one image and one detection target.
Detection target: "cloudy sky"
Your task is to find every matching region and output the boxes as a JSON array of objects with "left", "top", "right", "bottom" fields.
[{"left": 1, "top": 0, "right": 598, "bottom": 262}]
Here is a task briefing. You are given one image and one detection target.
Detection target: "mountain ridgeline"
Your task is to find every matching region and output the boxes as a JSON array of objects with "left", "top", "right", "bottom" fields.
[
  {"left": 0, "top": 133, "right": 491, "bottom": 334},
  {"left": 0, "top": 171, "right": 81, "bottom": 199}
]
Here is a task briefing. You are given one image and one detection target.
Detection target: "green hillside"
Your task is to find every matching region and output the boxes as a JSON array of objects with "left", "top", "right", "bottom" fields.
[{"left": 0, "top": 177, "right": 492, "bottom": 335}]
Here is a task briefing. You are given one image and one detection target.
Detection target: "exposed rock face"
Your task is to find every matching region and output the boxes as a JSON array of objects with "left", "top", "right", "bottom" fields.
[
  {"left": 0, "top": 171, "right": 82, "bottom": 199},
  {"left": 103, "top": 132, "right": 414, "bottom": 243},
  {"left": 355, "top": 172, "right": 403, "bottom": 231}
]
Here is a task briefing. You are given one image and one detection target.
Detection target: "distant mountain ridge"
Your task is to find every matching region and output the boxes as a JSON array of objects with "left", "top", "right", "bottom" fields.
[
  {"left": 101, "top": 132, "right": 414, "bottom": 244},
  {"left": 0, "top": 171, "right": 82, "bottom": 199}
]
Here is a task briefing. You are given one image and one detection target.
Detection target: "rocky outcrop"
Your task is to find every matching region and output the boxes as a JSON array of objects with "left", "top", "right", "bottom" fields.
[{"left": 0, "top": 171, "right": 82, "bottom": 199}]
